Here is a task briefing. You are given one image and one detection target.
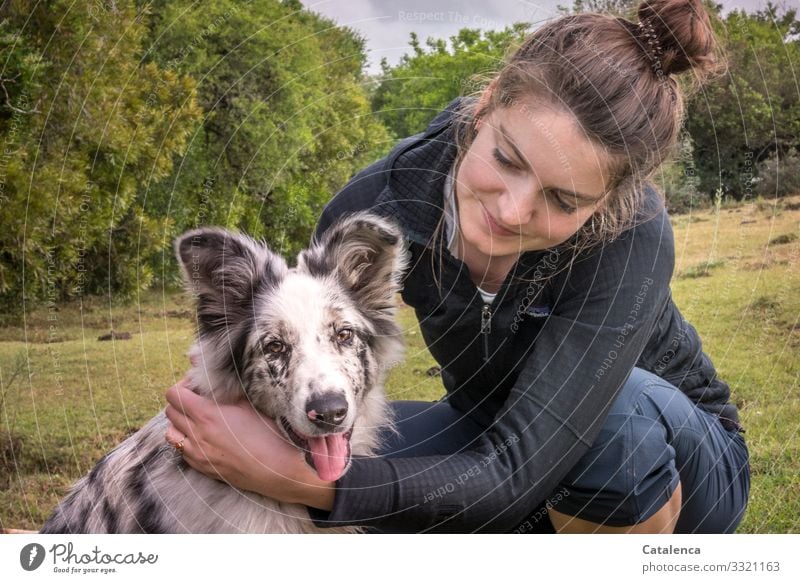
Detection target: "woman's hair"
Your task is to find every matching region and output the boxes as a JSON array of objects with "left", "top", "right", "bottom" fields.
[{"left": 450, "top": 0, "right": 721, "bottom": 254}]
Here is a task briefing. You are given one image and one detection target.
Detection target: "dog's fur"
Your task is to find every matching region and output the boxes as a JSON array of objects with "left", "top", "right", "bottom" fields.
[{"left": 41, "top": 212, "right": 407, "bottom": 533}]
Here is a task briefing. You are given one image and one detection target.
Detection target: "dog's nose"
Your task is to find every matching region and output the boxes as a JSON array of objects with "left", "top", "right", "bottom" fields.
[{"left": 306, "top": 393, "right": 349, "bottom": 429}]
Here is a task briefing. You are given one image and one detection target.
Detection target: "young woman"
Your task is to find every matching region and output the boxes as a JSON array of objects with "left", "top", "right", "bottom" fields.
[{"left": 164, "top": 0, "right": 750, "bottom": 533}]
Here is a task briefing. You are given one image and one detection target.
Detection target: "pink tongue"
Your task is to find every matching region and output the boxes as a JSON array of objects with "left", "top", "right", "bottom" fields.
[{"left": 307, "top": 434, "right": 349, "bottom": 481}]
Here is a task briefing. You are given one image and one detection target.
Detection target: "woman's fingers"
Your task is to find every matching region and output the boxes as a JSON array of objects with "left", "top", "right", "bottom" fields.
[
  {"left": 164, "top": 401, "right": 192, "bottom": 434},
  {"left": 164, "top": 376, "right": 202, "bottom": 448},
  {"left": 164, "top": 425, "right": 184, "bottom": 447},
  {"left": 165, "top": 377, "right": 198, "bottom": 417}
]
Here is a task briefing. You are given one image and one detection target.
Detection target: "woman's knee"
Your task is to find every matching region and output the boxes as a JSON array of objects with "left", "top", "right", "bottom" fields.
[
  {"left": 549, "top": 481, "right": 682, "bottom": 533},
  {"left": 552, "top": 368, "right": 749, "bottom": 532},
  {"left": 550, "top": 366, "right": 688, "bottom": 526},
  {"left": 553, "top": 410, "right": 681, "bottom": 527}
]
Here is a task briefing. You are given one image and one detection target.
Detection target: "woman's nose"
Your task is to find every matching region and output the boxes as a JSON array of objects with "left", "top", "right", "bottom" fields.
[{"left": 497, "top": 185, "right": 537, "bottom": 227}]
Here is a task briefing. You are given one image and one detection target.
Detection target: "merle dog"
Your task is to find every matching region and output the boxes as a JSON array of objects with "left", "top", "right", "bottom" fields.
[{"left": 41, "top": 212, "right": 407, "bottom": 533}]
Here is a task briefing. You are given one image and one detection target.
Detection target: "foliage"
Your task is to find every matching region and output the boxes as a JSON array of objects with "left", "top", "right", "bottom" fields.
[
  {"left": 756, "top": 148, "right": 800, "bottom": 199},
  {"left": 0, "top": 0, "right": 387, "bottom": 306},
  {"left": 141, "top": 0, "right": 388, "bottom": 274},
  {"left": 558, "top": 0, "right": 638, "bottom": 17},
  {"left": 372, "top": 25, "right": 530, "bottom": 139},
  {"left": 685, "top": 3, "right": 800, "bottom": 200},
  {"left": 0, "top": 0, "right": 202, "bottom": 307}
]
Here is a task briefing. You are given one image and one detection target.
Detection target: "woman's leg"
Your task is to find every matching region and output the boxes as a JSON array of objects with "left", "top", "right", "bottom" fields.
[
  {"left": 376, "top": 400, "right": 485, "bottom": 458},
  {"left": 547, "top": 368, "right": 750, "bottom": 534},
  {"left": 550, "top": 482, "right": 683, "bottom": 533},
  {"left": 378, "top": 400, "right": 558, "bottom": 533}
]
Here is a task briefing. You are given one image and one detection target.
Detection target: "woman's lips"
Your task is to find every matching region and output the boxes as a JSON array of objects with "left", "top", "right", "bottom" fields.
[{"left": 482, "top": 207, "right": 518, "bottom": 236}]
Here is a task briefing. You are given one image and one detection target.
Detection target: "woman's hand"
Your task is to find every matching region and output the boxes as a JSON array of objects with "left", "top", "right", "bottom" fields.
[{"left": 164, "top": 376, "right": 335, "bottom": 511}]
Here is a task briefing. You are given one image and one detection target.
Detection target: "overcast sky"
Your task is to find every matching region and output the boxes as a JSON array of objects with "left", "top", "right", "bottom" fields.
[{"left": 300, "top": 0, "right": 796, "bottom": 75}]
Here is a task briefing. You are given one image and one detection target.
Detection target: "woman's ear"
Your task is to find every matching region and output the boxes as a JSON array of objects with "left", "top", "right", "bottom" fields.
[
  {"left": 474, "top": 77, "right": 499, "bottom": 133},
  {"left": 478, "top": 78, "right": 498, "bottom": 110}
]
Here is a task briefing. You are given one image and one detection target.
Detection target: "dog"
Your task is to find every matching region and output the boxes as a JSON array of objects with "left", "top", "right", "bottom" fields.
[{"left": 41, "top": 212, "right": 407, "bottom": 533}]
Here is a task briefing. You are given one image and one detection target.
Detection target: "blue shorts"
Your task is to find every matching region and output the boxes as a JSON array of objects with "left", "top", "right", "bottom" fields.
[{"left": 377, "top": 367, "right": 750, "bottom": 533}]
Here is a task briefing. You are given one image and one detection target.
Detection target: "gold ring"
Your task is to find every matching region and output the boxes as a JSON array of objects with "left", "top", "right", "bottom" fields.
[{"left": 174, "top": 438, "right": 185, "bottom": 453}]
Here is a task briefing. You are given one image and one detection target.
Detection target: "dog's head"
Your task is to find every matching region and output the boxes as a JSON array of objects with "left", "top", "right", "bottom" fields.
[{"left": 175, "top": 213, "right": 407, "bottom": 481}]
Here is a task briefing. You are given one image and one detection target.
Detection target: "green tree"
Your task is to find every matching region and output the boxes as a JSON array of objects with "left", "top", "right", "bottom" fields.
[
  {"left": 686, "top": 4, "right": 800, "bottom": 199},
  {"left": 0, "top": 1, "right": 201, "bottom": 308},
  {"left": 372, "top": 25, "right": 531, "bottom": 139},
  {"left": 142, "top": 0, "right": 387, "bottom": 272}
]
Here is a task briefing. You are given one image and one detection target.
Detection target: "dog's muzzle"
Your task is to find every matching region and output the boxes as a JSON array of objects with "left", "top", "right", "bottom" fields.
[{"left": 279, "top": 417, "right": 353, "bottom": 482}]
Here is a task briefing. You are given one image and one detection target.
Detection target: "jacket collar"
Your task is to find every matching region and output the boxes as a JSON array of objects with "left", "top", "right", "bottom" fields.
[{"left": 373, "top": 99, "right": 462, "bottom": 248}]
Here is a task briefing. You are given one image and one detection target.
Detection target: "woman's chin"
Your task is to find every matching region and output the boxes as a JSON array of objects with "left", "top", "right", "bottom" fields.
[{"left": 467, "top": 234, "right": 532, "bottom": 258}]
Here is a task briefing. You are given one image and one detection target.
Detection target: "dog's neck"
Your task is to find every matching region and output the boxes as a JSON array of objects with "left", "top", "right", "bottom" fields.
[{"left": 185, "top": 342, "right": 245, "bottom": 404}]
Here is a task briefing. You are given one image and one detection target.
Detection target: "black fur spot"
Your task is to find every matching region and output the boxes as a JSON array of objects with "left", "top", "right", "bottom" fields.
[
  {"left": 230, "top": 317, "right": 254, "bottom": 375},
  {"left": 134, "top": 497, "right": 165, "bottom": 534},
  {"left": 357, "top": 345, "right": 370, "bottom": 395},
  {"left": 40, "top": 509, "right": 66, "bottom": 534},
  {"left": 266, "top": 361, "right": 285, "bottom": 382},
  {"left": 87, "top": 453, "right": 109, "bottom": 486},
  {"left": 66, "top": 503, "right": 90, "bottom": 534},
  {"left": 127, "top": 446, "right": 162, "bottom": 500},
  {"left": 301, "top": 249, "right": 331, "bottom": 278},
  {"left": 102, "top": 498, "right": 119, "bottom": 533},
  {"left": 125, "top": 450, "right": 165, "bottom": 534}
]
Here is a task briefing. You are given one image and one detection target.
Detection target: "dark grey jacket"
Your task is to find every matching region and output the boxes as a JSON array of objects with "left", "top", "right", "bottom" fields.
[{"left": 310, "top": 99, "right": 741, "bottom": 532}]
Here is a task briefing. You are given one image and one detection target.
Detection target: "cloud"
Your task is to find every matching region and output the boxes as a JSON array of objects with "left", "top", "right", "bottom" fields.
[
  {"left": 302, "top": 0, "right": 777, "bottom": 75},
  {"left": 302, "top": 0, "right": 560, "bottom": 73}
]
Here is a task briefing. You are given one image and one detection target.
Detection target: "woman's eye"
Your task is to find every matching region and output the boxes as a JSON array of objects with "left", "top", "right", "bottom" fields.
[
  {"left": 265, "top": 341, "right": 287, "bottom": 354},
  {"left": 492, "top": 148, "right": 516, "bottom": 169},
  {"left": 548, "top": 190, "right": 577, "bottom": 214},
  {"left": 336, "top": 329, "right": 353, "bottom": 344}
]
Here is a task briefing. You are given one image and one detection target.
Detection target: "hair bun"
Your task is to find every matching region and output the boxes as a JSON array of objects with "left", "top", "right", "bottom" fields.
[{"left": 637, "top": 0, "right": 717, "bottom": 78}]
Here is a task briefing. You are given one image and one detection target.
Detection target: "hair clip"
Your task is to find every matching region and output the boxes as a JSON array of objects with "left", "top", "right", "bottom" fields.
[{"left": 637, "top": 18, "right": 664, "bottom": 74}]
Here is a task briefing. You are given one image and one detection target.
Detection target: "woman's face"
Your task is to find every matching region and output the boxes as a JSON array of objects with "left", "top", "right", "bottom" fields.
[{"left": 454, "top": 100, "right": 613, "bottom": 259}]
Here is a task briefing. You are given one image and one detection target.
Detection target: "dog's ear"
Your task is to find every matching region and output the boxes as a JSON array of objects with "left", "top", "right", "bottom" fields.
[
  {"left": 175, "top": 228, "right": 287, "bottom": 335},
  {"left": 298, "top": 212, "right": 408, "bottom": 314}
]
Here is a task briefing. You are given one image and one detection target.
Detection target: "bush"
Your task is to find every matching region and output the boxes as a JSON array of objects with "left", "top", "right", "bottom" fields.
[
  {"left": 654, "top": 134, "right": 707, "bottom": 215},
  {"left": 757, "top": 149, "right": 800, "bottom": 198}
]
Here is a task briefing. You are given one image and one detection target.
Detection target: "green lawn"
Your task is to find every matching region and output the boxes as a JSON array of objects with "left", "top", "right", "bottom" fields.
[{"left": 1, "top": 196, "right": 798, "bottom": 532}]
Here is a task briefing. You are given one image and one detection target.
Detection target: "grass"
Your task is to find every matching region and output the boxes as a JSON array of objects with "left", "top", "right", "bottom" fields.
[
  {"left": 668, "top": 194, "right": 800, "bottom": 533},
  {"left": 678, "top": 259, "right": 726, "bottom": 279},
  {"left": 769, "top": 232, "right": 798, "bottom": 246},
  {"left": 1, "top": 194, "right": 799, "bottom": 533}
]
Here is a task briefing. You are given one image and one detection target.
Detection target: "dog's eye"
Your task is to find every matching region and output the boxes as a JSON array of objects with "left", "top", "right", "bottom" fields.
[
  {"left": 265, "top": 341, "right": 286, "bottom": 354},
  {"left": 336, "top": 329, "right": 353, "bottom": 344}
]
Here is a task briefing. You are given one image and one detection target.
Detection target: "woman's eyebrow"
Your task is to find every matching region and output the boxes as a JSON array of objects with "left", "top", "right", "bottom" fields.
[
  {"left": 496, "top": 123, "right": 529, "bottom": 168},
  {"left": 558, "top": 187, "right": 605, "bottom": 203},
  {"left": 497, "top": 122, "right": 605, "bottom": 203}
]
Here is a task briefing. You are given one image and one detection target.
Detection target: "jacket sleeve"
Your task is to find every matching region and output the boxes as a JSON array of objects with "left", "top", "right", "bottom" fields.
[{"left": 309, "top": 192, "right": 677, "bottom": 532}]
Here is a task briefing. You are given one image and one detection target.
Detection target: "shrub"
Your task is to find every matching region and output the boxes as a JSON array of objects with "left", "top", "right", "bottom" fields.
[{"left": 757, "top": 149, "right": 800, "bottom": 198}]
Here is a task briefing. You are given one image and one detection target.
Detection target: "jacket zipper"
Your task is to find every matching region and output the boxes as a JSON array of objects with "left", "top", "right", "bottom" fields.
[{"left": 480, "top": 303, "right": 492, "bottom": 362}]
